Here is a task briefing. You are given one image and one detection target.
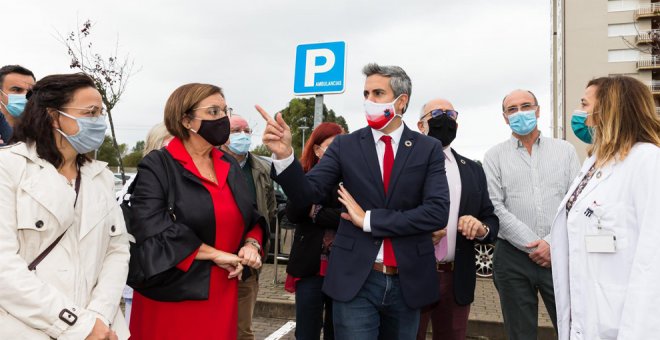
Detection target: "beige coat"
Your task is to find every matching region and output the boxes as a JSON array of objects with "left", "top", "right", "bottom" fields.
[{"left": 0, "top": 142, "right": 130, "bottom": 339}]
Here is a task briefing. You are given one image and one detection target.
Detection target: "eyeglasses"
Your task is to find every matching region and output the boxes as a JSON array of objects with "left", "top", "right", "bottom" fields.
[
  {"left": 192, "top": 105, "right": 233, "bottom": 118},
  {"left": 60, "top": 106, "right": 107, "bottom": 122},
  {"left": 504, "top": 103, "right": 537, "bottom": 115},
  {"left": 230, "top": 127, "right": 252, "bottom": 134},
  {"left": 426, "top": 109, "right": 459, "bottom": 120}
]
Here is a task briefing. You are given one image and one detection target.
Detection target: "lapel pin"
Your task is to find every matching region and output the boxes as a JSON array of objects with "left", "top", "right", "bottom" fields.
[
  {"left": 460, "top": 159, "right": 466, "bottom": 165},
  {"left": 596, "top": 171, "right": 602, "bottom": 178},
  {"left": 404, "top": 140, "right": 412, "bottom": 147}
]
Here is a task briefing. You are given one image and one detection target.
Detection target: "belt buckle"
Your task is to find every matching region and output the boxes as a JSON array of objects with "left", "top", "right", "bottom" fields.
[{"left": 437, "top": 261, "right": 454, "bottom": 272}]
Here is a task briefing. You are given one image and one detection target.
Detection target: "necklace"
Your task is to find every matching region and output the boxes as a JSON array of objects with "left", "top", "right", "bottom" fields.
[{"left": 206, "top": 171, "right": 217, "bottom": 183}]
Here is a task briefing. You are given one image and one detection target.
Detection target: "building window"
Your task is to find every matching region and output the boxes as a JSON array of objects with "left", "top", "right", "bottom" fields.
[
  {"left": 608, "top": 49, "right": 641, "bottom": 62},
  {"left": 608, "top": 23, "right": 638, "bottom": 37},
  {"left": 608, "top": 0, "right": 639, "bottom": 12}
]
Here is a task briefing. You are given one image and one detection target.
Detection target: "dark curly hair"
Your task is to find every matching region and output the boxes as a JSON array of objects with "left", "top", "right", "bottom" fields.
[{"left": 11, "top": 73, "right": 96, "bottom": 168}]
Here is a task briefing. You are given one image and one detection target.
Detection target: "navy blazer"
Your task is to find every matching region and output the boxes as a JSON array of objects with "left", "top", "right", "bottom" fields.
[
  {"left": 274, "top": 124, "right": 450, "bottom": 309},
  {"left": 450, "top": 149, "right": 499, "bottom": 306}
]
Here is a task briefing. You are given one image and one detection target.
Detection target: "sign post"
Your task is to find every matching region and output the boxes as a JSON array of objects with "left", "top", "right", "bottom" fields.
[{"left": 294, "top": 41, "right": 346, "bottom": 128}]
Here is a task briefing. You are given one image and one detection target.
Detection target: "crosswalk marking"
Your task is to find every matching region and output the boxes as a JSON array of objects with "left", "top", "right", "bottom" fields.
[{"left": 264, "top": 320, "right": 296, "bottom": 340}]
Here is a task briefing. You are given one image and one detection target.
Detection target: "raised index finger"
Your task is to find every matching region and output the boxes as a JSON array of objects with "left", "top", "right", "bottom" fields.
[{"left": 255, "top": 104, "right": 275, "bottom": 123}]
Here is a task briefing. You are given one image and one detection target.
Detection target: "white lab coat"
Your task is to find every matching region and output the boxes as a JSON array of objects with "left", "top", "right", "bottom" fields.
[
  {"left": 551, "top": 142, "right": 660, "bottom": 339},
  {"left": 0, "top": 142, "right": 130, "bottom": 339}
]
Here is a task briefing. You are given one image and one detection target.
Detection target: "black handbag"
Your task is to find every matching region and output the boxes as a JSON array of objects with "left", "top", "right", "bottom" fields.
[{"left": 121, "top": 149, "right": 176, "bottom": 289}]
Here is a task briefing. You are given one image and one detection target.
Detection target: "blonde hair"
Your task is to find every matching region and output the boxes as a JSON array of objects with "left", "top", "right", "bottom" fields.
[
  {"left": 143, "top": 122, "right": 172, "bottom": 156},
  {"left": 586, "top": 76, "right": 660, "bottom": 166}
]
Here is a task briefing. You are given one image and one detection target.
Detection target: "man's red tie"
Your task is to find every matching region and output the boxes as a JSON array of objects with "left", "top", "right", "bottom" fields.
[{"left": 380, "top": 135, "right": 397, "bottom": 267}]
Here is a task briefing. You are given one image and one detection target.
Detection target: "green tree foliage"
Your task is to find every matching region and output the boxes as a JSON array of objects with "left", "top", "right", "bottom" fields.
[
  {"left": 97, "top": 135, "right": 127, "bottom": 167},
  {"left": 279, "top": 98, "right": 349, "bottom": 157},
  {"left": 122, "top": 140, "right": 145, "bottom": 167},
  {"left": 251, "top": 144, "right": 271, "bottom": 157}
]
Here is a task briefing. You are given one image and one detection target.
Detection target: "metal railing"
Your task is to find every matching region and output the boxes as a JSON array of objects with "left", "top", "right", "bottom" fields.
[
  {"left": 638, "top": 56, "right": 660, "bottom": 68},
  {"left": 650, "top": 82, "right": 660, "bottom": 93},
  {"left": 636, "top": 3, "right": 660, "bottom": 18},
  {"left": 637, "top": 29, "right": 660, "bottom": 44}
]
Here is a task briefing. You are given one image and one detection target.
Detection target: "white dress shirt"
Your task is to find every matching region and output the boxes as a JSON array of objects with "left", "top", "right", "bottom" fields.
[{"left": 272, "top": 122, "right": 406, "bottom": 263}]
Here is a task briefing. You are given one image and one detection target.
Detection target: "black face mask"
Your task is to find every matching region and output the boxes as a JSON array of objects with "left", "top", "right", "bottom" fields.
[
  {"left": 427, "top": 115, "right": 457, "bottom": 147},
  {"left": 192, "top": 116, "right": 230, "bottom": 146}
]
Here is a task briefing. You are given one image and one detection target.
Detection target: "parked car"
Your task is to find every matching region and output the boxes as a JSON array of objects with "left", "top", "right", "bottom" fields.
[
  {"left": 113, "top": 172, "right": 136, "bottom": 193},
  {"left": 267, "top": 182, "right": 295, "bottom": 262},
  {"left": 475, "top": 243, "right": 495, "bottom": 278}
]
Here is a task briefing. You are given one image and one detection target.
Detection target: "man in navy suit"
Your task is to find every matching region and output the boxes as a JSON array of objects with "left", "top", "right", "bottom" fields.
[
  {"left": 414, "top": 98, "right": 499, "bottom": 340},
  {"left": 257, "top": 63, "right": 450, "bottom": 339}
]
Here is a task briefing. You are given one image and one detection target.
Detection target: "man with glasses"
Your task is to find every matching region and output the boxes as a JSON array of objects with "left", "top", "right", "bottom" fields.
[
  {"left": 415, "top": 98, "right": 499, "bottom": 340},
  {"left": 0, "top": 65, "right": 35, "bottom": 145},
  {"left": 221, "top": 114, "right": 275, "bottom": 340},
  {"left": 483, "top": 89, "right": 579, "bottom": 340}
]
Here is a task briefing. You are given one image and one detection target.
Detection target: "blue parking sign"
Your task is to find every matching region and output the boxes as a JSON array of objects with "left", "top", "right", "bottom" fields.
[{"left": 294, "top": 41, "right": 346, "bottom": 95}]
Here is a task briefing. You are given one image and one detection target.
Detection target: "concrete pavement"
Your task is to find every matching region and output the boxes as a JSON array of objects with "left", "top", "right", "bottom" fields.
[{"left": 255, "top": 263, "right": 556, "bottom": 340}]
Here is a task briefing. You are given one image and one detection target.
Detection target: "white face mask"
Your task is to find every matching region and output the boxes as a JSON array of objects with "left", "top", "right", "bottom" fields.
[{"left": 364, "top": 95, "right": 403, "bottom": 130}]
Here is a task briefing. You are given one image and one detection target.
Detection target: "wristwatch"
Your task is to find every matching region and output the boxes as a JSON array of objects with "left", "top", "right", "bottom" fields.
[
  {"left": 480, "top": 223, "right": 490, "bottom": 238},
  {"left": 246, "top": 240, "right": 261, "bottom": 252}
]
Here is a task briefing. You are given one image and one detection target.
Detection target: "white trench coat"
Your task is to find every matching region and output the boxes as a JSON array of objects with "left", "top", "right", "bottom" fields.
[
  {"left": 0, "top": 142, "right": 130, "bottom": 339},
  {"left": 551, "top": 143, "right": 660, "bottom": 339}
]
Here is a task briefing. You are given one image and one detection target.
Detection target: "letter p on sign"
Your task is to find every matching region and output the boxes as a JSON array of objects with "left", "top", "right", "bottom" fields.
[
  {"left": 305, "top": 49, "right": 335, "bottom": 87},
  {"left": 294, "top": 41, "right": 345, "bottom": 95}
]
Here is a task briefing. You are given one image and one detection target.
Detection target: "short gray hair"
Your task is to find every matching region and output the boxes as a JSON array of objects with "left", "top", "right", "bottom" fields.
[
  {"left": 419, "top": 102, "right": 429, "bottom": 120},
  {"left": 362, "top": 63, "right": 412, "bottom": 113}
]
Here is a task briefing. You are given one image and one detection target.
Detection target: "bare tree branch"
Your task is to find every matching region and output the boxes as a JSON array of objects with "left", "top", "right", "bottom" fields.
[{"left": 55, "top": 19, "right": 138, "bottom": 184}]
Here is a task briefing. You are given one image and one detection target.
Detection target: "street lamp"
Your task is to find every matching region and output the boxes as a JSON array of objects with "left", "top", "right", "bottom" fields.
[
  {"left": 299, "top": 125, "right": 309, "bottom": 153},
  {"left": 299, "top": 118, "right": 310, "bottom": 153}
]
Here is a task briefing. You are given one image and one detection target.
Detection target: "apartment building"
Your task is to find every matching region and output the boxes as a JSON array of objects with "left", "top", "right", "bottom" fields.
[{"left": 555, "top": 0, "right": 658, "bottom": 159}]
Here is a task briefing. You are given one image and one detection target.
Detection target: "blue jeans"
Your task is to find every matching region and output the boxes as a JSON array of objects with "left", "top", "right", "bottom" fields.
[
  {"left": 333, "top": 270, "right": 420, "bottom": 340},
  {"left": 295, "top": 275, "right": 334, "bottom": 340}
]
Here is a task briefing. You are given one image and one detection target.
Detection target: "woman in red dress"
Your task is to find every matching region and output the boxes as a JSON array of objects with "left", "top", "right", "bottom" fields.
[{"left": 128, "top": 83, "right": 268, "bottom": 339}]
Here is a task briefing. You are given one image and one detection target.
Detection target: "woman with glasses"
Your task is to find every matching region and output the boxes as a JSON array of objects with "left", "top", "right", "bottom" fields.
[
  {"left": 284, "top": 122, "right": 345, "bottom": 340},
  {"left": 551, "top": 75, "right": 660, "bottom": 339},
  {"left": 128, "top": 83, "right": 268, "bottom": 340},
  {"left": 0, "top": 73, "right": 129, "bottom": 339}
]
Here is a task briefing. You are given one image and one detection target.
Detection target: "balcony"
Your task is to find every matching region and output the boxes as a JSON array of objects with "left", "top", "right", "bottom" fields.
[
  {"left": 635, "top": 3, "right": 660, "bottom": 19},
  {"left": 637, "top": 56, "right": 660, "bottom": 70},
  {"left": 650, "top": 82, "right": 660, "bottom": 96},
  {"left": 637, "top": 29, "right": 660, "bottom": 44}
]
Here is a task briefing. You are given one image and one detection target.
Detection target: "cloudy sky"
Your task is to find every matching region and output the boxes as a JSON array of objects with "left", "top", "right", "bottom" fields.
[{"left": 6, "top": 0, "right": 552, "bottom": 161}]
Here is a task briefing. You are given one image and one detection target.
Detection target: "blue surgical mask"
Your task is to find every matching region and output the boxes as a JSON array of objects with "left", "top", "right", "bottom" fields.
[
  {"left": 56, "top": 110, "right": 107, "bottom": 154},
  {"left": 507, "top": 110, "right": 537, "bottom": 136},
  {"left": 571, "top": 110, "right": 594, "bottom": 144},
  {"left": 227, "top": 132, "right": 252, "bottom": 155},
  {"left": 1, "top": 91, "right": 27, "bottom": 117}
]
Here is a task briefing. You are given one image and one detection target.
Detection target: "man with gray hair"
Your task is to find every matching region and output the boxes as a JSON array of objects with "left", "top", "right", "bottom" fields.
[
  {"left": 483, "top": 89, "right": 579, "bottom": 339},
  {"left": 257, "top": 63, "right": 449, "bottom": 339}
]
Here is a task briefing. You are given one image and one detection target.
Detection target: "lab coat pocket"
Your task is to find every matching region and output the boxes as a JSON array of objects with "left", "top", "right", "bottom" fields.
[
  {"left": 589, "top": 202, "right": 631, "bottom": 251},
  {"left": 595, "top": 282, "right": 625, "bottom": 339}
]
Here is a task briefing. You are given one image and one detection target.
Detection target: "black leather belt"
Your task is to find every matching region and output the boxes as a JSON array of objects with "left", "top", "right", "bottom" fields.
[{"left": 436, "top": 261, "right": 454, "bottom": 272}]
